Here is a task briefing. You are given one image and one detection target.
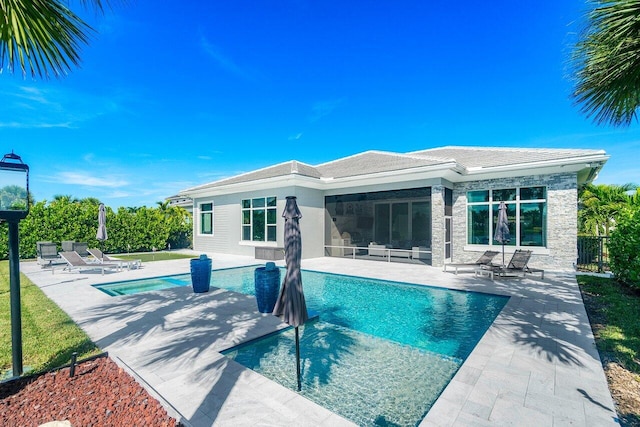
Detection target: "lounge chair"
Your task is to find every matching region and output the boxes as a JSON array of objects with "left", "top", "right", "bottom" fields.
[
  {"left": 443, "top": 250, "right": 499, "bottom": 274},
  {"left": 36, "top": 242, "right": 66, "bottom": 268},
  {"left": 55, "top": 251, "right": 119, "bottom": 275},
  {"left": 87, "top": 248, "right": 141, "bottom": 270},
  {"left": 477, "top": 249, "right": 545, "bottom": 280}
]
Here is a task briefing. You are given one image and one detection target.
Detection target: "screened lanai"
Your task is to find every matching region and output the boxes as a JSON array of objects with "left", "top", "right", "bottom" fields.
[{"left": 324, "top": 187, "right": 433, "bottom": 264}]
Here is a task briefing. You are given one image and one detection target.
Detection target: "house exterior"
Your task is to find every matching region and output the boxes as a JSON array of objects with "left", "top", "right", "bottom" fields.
[{"left": 176, "top": 146, "right": 608, "bottom": 271}]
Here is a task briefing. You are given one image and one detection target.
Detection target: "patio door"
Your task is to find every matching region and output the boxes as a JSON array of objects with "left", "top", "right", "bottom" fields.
[
  {"left": 374, "top": 203, "right": 409, "bottom": 245},
  {"left": 374, "top": 202, "right": 428, "bottom": 247},
  {"left": 444, "top": 188, "right": 453, "bottom": 262},
  {"left": 445, "top": 216, "right": 452, "bottom": 262}
]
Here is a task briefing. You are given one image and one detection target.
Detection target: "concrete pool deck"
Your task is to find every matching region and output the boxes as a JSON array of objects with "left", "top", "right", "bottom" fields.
[{"left": 21, "top": 252, "right": 619, "bottom": 426}]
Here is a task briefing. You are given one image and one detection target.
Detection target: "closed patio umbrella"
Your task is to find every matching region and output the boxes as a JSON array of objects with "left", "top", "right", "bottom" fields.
[
  {"left": 96, "top": 203, "right": 108, "bottom": 261},
  {"left": 494, "top": 201, "right": 510, "bottom": 267},
  {"left": 273, "top": 196, "right": 308, "bottom": 391}
]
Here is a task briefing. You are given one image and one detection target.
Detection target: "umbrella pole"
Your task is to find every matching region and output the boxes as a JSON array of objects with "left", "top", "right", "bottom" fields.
[{"left": 295, "top": 326, "right": 301, "bottom": 391}]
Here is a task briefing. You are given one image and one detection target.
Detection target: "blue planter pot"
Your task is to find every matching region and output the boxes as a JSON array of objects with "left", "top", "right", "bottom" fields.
[
  {"left": 254, "top": 263, "right": 280, "bottom": 313},
  {"left": 190, "top": 255, "right": 212, "bottom": 293}
]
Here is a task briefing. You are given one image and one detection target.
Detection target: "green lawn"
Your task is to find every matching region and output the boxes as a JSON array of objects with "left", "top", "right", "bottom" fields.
[
  {"left": 578, "top": 275, "right": 640, "bottom": 373},
  {"left": 1, "top": 251, "right": 196, "bottom": 378},
  {"left": 0, "top": 260, "right": 100, "bottom": 377}
]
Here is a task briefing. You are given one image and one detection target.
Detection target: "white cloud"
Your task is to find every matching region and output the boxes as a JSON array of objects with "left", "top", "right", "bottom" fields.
[
  {"left": 0, "top": 121, "right": 73, "bottom": 129},
  {"left": 200, "top": 35, "right": 254, "bottom": 80},
  {"left": 0, "top": 81, "right": 131, "bottom": 129},
  {"left": 51, "top": 171, "right": 129, "bottom": 188},
  {"left": 309, "top": 98, "right": 346, "bottom": 122},
  {"left": 288, "top": 132, "right": 303, "bottom": 140}
]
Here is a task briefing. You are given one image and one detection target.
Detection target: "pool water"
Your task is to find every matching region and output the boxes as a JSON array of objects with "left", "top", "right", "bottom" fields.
[
  {"left": 94, "top": 266, "right": 509, "bottom": 426},
  {"left": 95, "top": 275, "right": 191, "bottom": 296}
]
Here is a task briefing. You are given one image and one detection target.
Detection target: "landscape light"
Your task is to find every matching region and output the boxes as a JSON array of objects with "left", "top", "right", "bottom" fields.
[{"left": 0, "top": 151, "right": 30, "bottom": 377}]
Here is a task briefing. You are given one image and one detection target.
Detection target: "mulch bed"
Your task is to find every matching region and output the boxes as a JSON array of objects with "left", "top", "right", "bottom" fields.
[{"left": 0, "top": 356, "right": 181, "bottom": 426}]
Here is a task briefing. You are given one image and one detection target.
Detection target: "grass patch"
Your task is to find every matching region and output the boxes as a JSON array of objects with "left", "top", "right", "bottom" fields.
[
  {"left": 115, "top": 252, "right": 197, "bottom": 263},
  {"left": 579, "top": 275, "right": 640, "bottom": 425},
  {"left": 578, "top": 275, "right": 640, "bottom": 373},
  {"left": 0, "top": 260, "right": 100, "bottom": 376}
]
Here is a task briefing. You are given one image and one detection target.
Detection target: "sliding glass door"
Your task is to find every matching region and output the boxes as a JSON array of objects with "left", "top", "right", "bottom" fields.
[
  {"left": 374, "top": 201, "right": 430, "bottom": 247},
  {"left": 374, "top": 204, "right": 391, "bottom": 245}
]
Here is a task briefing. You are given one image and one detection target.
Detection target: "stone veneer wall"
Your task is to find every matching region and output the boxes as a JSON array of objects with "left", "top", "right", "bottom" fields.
[
  {"left": 450, "top": 172, "right": 578, "bottom": 271},
  {"left": 431, "top": 185, "right": 445, "bottom": 267}
]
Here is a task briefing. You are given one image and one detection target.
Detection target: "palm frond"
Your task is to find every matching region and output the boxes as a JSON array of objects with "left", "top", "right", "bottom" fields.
[
  {"left": 0, "top": 0, "right": 105, "bottom": 78},
  {"left": 571, "top": 0, "right": 640, "bottom": 126}
]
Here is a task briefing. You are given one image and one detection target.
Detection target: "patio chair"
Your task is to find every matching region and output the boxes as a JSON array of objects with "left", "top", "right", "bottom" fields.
[
  {"left": 87, "top": 248, "right": 141, "bottom": 270},
  {"left": 443, "top": 250, "right": 499, "bottom": 274},
  {"left": 36, "top": 242, "right": 66, "bottom": 268},
  {"left": 55, "top": 251, "right": 119, "bottom": 275},
  {"left": 476, "top": 249, "right": 545, "bottom": 280}
]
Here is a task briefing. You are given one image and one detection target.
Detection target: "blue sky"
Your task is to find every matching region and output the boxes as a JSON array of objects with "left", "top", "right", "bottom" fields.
[{"left": 2, "top": 1, "right": 639, "bottom": 208}]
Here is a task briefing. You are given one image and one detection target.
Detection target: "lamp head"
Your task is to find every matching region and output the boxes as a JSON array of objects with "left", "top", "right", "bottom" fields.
[{"left": 0, "top": 151, "right": 29, "bottom": 221}]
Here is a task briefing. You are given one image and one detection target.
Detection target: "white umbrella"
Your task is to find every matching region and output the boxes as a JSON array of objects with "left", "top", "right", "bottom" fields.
[{"left": 96, "top": 203, "right": 108, "bottom": 261}]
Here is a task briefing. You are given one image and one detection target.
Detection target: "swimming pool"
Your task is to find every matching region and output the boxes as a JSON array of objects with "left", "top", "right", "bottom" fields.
[{"left": 94, "top": 266, "right": 508, "bottom": 426}]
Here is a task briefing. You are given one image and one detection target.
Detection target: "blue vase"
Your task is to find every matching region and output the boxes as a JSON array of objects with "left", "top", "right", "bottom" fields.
[
  {"left": 190, "top": 255, "right": 212, "bottom": 293},
  {"left": 254, "top": 263, "right": 280, "bottom": 313}
]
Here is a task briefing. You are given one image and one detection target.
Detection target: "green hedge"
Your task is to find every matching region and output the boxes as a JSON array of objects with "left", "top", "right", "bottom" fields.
[
  {"left": 609, "top": 208, "right": 640, "bottom": 288},
  {"left": 0, "top": 198, "right": 192, "bottom": 259}
]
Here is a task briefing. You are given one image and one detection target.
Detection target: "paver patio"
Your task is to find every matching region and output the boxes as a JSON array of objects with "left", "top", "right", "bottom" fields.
[{"left": 21, "top": 252, "right": 619, "bottom": 426}]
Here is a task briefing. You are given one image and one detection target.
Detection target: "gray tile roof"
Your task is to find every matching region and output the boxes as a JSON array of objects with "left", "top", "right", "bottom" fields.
[
  {"left": 409, "top": 146, "right": 607, "bottom": 169},
  {"left": 186, "top": 161, "right": 321, "bottom": 191},
  {"left": 315, "top": 150, "right": 450, "bottom": 178},
  {"left": 183, "top": 146, "right": 607, "bottom": 192}
]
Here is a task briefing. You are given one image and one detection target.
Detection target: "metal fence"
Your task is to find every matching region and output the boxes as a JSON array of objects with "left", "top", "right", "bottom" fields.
[{"left": 577, "top": 236, "right": 610, "bottom": 273}]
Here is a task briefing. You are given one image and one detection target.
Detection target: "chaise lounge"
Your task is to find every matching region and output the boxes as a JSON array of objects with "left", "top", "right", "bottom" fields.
[
  {"left": 443, "top": 250, "right": 499, "bottom": 274},
  {"left": 55, "top": 251, "right": 119, "bottom": 275},
  {"left": 476, "top": 249, "right": 545, "bottom": 280},
  {"left": 87, "top": 248, "right": 141, "bottom": 270}
]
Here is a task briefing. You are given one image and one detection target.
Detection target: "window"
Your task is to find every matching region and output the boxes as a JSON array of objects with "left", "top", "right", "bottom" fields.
[
  {"left": 200, "top": 202, "right": 213, "bottom": 235},
  {"left": 467, "top": 187, "right": 547, "bottom": 247},
  {"left": 242, "top": 197, "right": 277, "bottom": 242}
]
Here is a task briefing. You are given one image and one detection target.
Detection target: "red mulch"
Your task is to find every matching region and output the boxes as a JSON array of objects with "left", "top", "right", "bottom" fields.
[{"left": 0, "top": 356, "right": 181, "bottom": 426}]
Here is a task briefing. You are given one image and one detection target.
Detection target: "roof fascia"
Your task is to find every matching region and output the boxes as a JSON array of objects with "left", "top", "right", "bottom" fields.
[{"left": 183, "top": 173, "right": 325, "bottom": 198}]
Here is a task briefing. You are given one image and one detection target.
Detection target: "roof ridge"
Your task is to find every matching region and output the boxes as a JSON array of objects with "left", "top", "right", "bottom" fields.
[{"left": 416, "top": 145, "right": 605, "bottom": 153}]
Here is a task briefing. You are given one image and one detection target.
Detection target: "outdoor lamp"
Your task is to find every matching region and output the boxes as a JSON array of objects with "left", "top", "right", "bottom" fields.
[
  {"left": 0, "top": 151, "right": 30, "bottom": 220},
  {"left": 0, "top": 151, "right": 29, "bottom": 378}
]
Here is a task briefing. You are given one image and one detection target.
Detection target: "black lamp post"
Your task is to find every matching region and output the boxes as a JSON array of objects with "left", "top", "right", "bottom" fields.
[{"left": 0, "top": 151, "right": 30, "bottom": 377}]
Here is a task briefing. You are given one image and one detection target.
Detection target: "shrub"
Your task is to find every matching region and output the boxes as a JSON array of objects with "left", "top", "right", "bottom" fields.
[
  {"left": 0, "top": 198, "right": 192, "bottom": 260},
  {"left": 609, "top": 208, "right": 640, "bottom": 288}
]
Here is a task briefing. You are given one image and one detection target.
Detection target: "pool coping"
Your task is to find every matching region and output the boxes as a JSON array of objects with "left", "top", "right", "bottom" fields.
[{"left": 20, "top": 251, "right": 619, "bottom": 426}]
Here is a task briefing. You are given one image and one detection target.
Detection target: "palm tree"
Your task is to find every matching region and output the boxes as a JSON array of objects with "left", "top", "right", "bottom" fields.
[
  {"left": 571, "top": 1, "right": 640, "bottom": 126},
  {"left": 52, "top": 194, "right": 79, "bottom": 203},
  {"left": 578, "top": 183, "right": 637, "bottom": 236},
  {"left": 0, "top": 0, "right": 109, "bottom": 78}
]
